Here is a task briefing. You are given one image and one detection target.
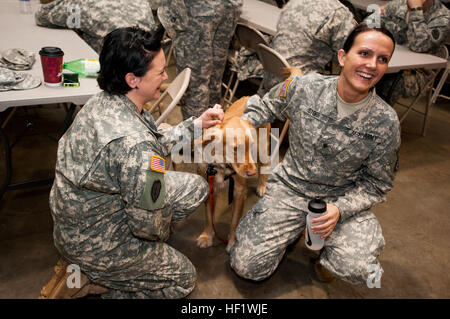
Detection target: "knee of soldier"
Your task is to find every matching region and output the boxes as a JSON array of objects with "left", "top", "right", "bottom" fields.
[
  {"left": 344, "top": 260, "right": 384, "bottom": 287},
  {"left": 321, "top": 247, "right": 384, "bottom": 286},
  {"left": 360, "top": 260, "right": 381, "bottom": 285},
  {"left": 184, "top": 260, "right": 197, "bottom": 293},
  {"left": 182, "top": 173, "right": 209, "bottom": 204},
  {"left": 193, "top": 175, "right": 209, "bottom": 203},
  {"left": 174, "top": 257, "right": 197, "bottom": 297},
  {"left": 229, "top": 242, "right": 272, "bottom": 282}
]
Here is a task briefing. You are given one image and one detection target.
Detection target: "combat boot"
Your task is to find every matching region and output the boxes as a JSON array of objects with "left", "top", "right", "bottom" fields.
[
  {"left": 314, "top": 259, "right": 335, "bottom": 283},
  {"left": 39, "top": 258, "right": 108, "bottom": 299}
]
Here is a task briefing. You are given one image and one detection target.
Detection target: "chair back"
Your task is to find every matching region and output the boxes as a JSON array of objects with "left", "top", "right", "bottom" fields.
[
  {"left": 436, "top": 44, "right": 449, "bottom": 60},
  {"left": 256, "top": 43, "right": 290, "bottom": 80},
  {"left": 148, "top": 68, "right": 191, "bottom": 126},
  {"left": 235, "top": 23, "right": 269, "bottom": 51},
  {"left": 254, "top": 45, "right": 292, "bottom": 163}
]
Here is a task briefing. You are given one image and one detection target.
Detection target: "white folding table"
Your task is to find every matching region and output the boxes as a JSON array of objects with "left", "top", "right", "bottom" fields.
[
  {"left": 0, "top": 0, "right": 100, "bottom": 112},
  {"left": 240, "top": 0, "right": 281, "bottom": 36},
  {"left": 0, "top": 0, "right": 101, "bottom": 199}
]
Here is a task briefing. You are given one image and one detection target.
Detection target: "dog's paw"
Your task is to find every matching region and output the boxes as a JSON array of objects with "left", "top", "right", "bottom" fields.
[
  {"left": 196, "top": 234, "right": 213, "bottom": 248},
  {"left": 256, "top": 183, "right": 266, "bottom": 197},
  {"left": 225, "top": 238, "right": 236, "bottom": 254}
]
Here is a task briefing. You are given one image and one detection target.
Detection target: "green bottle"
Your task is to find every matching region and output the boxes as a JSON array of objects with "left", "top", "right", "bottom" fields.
[{"left": 63, "top": 59, "right": 100, "bottom": 77}]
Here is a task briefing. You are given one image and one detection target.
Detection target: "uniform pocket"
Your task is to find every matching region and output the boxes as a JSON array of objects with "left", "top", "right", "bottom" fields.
[
  {"left": 299, "top": 109, "right": 327, "bottom": 162},
  {"left": 127, "top": 206, "right": 171, "bottom": 242},
  {"left": 158, "top": 4, "right": 189, "bottom": 38},
  {"left": 323, "top": 132, "right": 375, "bottom": 174},
  {"left": 188, "top": 3, "right": 215, "bottom": 17},
  {"left": 353, "top": 211, "right": 376, "bottom": 223}
]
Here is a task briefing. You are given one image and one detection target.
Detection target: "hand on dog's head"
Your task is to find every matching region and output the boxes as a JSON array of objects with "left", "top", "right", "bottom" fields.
[{"left": 197, "top": 97, "right": 257, "bottom": 178}]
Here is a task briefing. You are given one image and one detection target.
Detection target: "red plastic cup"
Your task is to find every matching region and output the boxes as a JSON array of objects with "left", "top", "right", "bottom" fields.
[{"left": 39, "top": 47, "right": 64, "bottom": 87}]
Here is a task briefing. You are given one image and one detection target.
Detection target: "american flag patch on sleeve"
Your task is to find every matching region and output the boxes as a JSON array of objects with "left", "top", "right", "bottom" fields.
[{"left": 150, "top": 155, "right": 165, "bottom": 173}]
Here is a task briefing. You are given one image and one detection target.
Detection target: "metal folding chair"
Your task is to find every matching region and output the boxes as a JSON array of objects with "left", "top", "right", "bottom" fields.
[
  {"left": 256, "top": 43, "right": 292, "bottom": 163},
  {"left": 147, "top": 68, "right": 191, "bottom": 126},
  {"left": 162, "top": 31, "right": 174, "bottom": 67},
  {"left": 221, "top": 23, "right": 269, "bottom": 107},
  {"left": 430, "top": 52, "right": 450, "bottom": 105}
]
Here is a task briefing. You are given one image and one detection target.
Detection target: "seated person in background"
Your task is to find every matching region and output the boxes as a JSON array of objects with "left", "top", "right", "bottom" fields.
[
  {"left": 261, "top": 0, "right": 357, "bottom": 92},
  {"left": 230, "top": 23, "right": 401, "bottom": 285},
  {"left": 35, "top": 0, "right": 157, "bottom": 53},
  {"left": 49, "top": 27, "right": 224, "bottom": 299},
  {"left": 375, "top": 0, "right": 450, "bottom": 105}
]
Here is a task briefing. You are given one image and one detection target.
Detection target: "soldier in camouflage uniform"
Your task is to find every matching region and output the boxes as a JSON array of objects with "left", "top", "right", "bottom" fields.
[
  {"left": 35, "top": 0, "right": 157, "bottom": 53},
  {"left": 375, "top": 0, "right": 450, "bottom": 105},
  {"left": 230, "top": 24, "right": 401, "bottom": 285},
  {"left": 156, "top": 0, "right": 243, "bottom": 119},
  {"left": 49, "top": 27, "right": 224, "bottom": 299},
  {"left": 261, "top": 0, "right": 357, "bottom": 92}
]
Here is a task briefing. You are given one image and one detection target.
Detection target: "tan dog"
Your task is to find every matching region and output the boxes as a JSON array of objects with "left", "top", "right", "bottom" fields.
[
  {"left": 195, "top": 96, "right": 271, "bottom": 252},
  {"left": 195, "top": 67, "right": 302, "bottom": 252}
]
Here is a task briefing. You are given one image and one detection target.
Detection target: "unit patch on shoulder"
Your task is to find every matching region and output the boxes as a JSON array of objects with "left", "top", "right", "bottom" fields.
[
  {"left": 150, "top": 155, "right": 165, "bottom": 173},
  {"left": 151, "top": 180, "right": 162, "bottom": 202},
  {"left": 279, "top": 78, "right": 292, "bottom": 98},
  {"left": 431, "top": 29, "right": 440, "bottom": 40}
]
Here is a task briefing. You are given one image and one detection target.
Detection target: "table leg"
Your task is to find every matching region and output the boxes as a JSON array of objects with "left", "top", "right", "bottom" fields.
[
  {"left": 61, "top": 103, "right": 77, "bottom": 135},
  {"left": 0, "top": 104, "right": 78, "bottom": 201},
  {"left": 0, "top": 127, "right": 12, "bottom": 200},
  {"left": 0, "top": 124, "right": 54, "bottom": 198}
]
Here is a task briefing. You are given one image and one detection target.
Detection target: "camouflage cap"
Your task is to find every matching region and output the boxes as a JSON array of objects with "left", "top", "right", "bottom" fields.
[
  {"left": 0, "top": 49, "right": 36, "bottom": 71},
  {"left": 0, "top": 67, "right": 23, "bottom": 85},
  {"left": 0, "top": 67, "right": 41, "bottom": 91}
]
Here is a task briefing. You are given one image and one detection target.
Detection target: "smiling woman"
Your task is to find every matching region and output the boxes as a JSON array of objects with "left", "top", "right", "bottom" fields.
[
  {"left": 229, "top": 22, "right": 402, "bottom": 286},
  {"left": 45, "top": 26, "right": 225, "bottom": 299},
  {"left": 124, "top": 49, "right": 169, "bottom": 111},
  {"left": 97, "top": 27, "right": 165, "bottom": 98},
  {"left": 337, "top": 23, "right": 396, "bottom": 102}
]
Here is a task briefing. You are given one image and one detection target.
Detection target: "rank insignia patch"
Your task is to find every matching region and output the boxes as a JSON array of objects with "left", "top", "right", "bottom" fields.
[
  {"left": 279, "top": 78, "right": 292, "bottom": 98},
  {"left": 150, "top": 155, "right": 165, "bottom": 173}
]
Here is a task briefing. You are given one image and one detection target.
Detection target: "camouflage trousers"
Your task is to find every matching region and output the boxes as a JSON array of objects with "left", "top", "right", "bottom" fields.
[
  {"left": 229, "top": 176, "right": 385, "bottom": 285},
  {"left": 376, "top": 68, "right": 433, "bottom": 105},
  {"left": 173, "top": 4, "right": 240, "bottom": 119},
  {"left": 75, "top": 171, "right": 208, "bottom": 299}
]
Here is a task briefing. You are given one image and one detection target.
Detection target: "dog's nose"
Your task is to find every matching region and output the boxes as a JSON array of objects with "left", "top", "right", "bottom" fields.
[{"left": 246, "top": 169, "right": 256, "bottom": 176}]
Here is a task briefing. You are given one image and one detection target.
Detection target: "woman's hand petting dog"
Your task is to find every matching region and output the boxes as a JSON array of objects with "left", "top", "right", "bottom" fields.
[{"left": 194, "top": 104, "right": 224, "bottom": 128}]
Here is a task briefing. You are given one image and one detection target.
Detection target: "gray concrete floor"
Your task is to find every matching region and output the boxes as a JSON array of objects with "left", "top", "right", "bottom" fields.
[{"left": 0, "top": 65, "right": 449, "bottom": 299}]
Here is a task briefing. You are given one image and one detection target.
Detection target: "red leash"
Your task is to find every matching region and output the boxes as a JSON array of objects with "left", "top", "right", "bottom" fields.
[{"left": 207, "top": 165, "right": 228, "bottom": 244}]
